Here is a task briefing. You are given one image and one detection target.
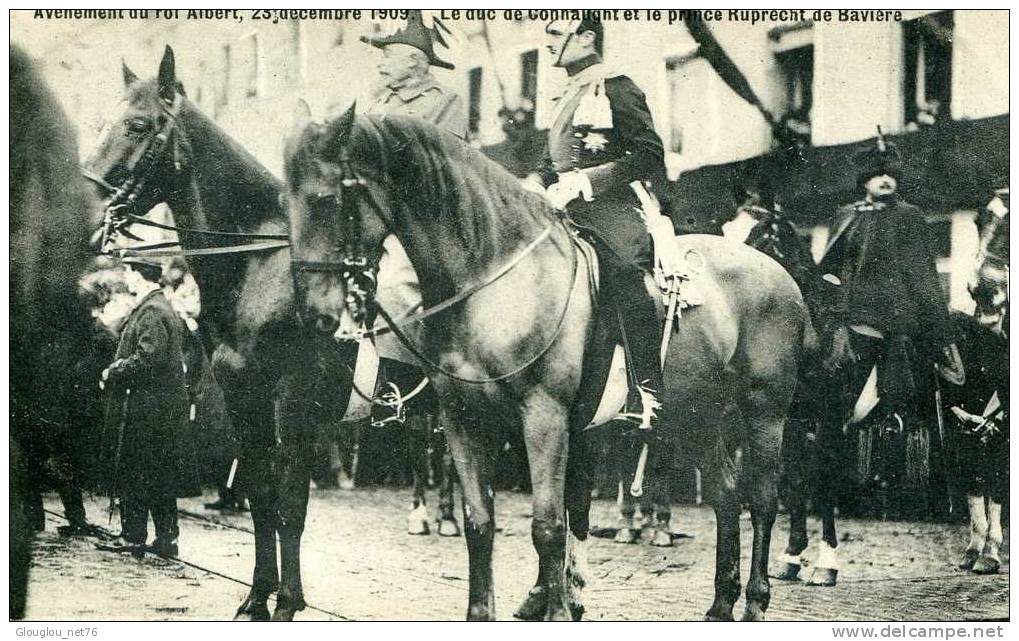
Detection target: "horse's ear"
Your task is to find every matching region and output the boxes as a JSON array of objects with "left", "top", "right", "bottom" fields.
[
  {"left": 291, "top": 99, "right": 313, "bottom": 138},
  {"left": 320, "top": 102, "right": 357, "bottom": 159},
  {"left": 157, "top": 45, "right": 177, "bottom": 103},
  {"left": 122, "top": 60, "right": 138, "bottom": 87}
]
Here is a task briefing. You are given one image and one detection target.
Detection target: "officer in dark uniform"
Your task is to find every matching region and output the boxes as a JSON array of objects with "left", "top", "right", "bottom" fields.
[
  {"left": 539, "top": 17, "right": 667, "bottom": 426},
  {"left": 362, "top": 10, "right": 466, "bottom": 139},
  {"left": 96, "top": 256, "right": 200, "bottom": 558},
  {"left": 819, "top": 134, "right": 958, "bottom": 512}
]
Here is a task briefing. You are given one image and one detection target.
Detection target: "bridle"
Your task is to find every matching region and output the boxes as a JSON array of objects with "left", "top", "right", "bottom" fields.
[
  {"left": 81, "top": 90, "right": 289, "bottom": 258},
  {"left": 289, "top": 152, "right": 385, "bottom": 327},
  {"left": 290, "top": 149, "right": 580, "bottom": 385}
]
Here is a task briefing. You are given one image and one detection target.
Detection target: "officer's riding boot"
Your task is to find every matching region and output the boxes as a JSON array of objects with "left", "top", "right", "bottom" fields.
[{"left": 616, "top": 269, "right": 664, "bottom": 431}]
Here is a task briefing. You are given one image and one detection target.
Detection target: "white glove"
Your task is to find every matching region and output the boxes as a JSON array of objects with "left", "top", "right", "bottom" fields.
[{"left": 546, "top": 171, "right": 593, "bottom": 210}]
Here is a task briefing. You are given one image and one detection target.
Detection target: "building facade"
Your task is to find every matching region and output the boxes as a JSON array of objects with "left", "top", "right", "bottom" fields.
[{"left": 13, "top": 10, "right": 1008, "bottom": 311}]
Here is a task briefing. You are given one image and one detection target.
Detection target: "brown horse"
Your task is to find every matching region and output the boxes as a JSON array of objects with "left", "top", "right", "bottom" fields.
[
  {"left": 10, "top": 45, "right": 97, "bottom": 619},
  {"left": 284, "top": 107, "right": 810, "bottom": 620},
  {"left": 80, "top": 46, "right": 459, "bottom": 620},
  {"left": 735, "top": 206, "right": 849, "bottom": 585}
]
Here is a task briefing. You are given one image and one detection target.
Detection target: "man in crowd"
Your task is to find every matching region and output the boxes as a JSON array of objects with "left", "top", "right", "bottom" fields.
[
  {"left": 96, "top": 256, "right": 200, "bottom": 558},
  {"left": 818, "top": 133, "right": 959, "bottom": 515},
  {"left": 537, "top": 17, "right": 668, "bottom": 429}
]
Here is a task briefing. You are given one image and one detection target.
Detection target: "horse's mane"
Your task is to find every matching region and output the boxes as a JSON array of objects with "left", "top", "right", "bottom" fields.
[
  {"left": 125, "top": 78, "right": 284, "bottom": 228},
  {"left": 287, "top": 113, "right": 556, "bottom": 266},
  {"left": 10, "top": 45, "right": 93, "bottom": 318}
]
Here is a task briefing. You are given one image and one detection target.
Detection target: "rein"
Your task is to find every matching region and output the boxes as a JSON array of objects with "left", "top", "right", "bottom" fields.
[
  {"left": 84, "top": 91, "right": 291, "bottom": 260},
  {"left": 369, "top": 217, "right": 580, "bottom": 385}
]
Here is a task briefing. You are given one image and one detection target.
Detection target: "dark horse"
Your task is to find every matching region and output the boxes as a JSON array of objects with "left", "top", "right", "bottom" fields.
[
  {"left": 733, "top": 204, "right": 848, "bottom": 585},
  {"left": 284, "top": 107, "right": 810, "bottom": 620},
  {"left": 10, "top": 45, "right": 96, "bottom": 619},
  {"left": 80, "top": 47, "right": 456, "bottom": 620}
]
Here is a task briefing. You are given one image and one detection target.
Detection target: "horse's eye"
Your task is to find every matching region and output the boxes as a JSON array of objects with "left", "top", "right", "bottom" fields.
[{"left": 125, "top": 118, "right": 150, "bottom": 134}]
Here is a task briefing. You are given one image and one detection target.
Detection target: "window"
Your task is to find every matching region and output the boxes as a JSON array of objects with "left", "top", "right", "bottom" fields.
[
  {"left": 775, "top": 45, "right": 813, "bottom": 142},
  {"left": 903, "top": 11, "right": 953, "bottom": 129},
  {"left": 518, "top": 50, "right": 538, "bottom": 127},
  {"left": 240, "top": 33, "right": 262, "bottom": 98},
  {"left": 289, "top": 22, "right": 306, "bottom": 84},
  {"left": 468, "top": 67, "right": 483, "bottom": 140},
  {"left": 218, "top": 44, "right": 231, "bottom": 111},
  {"left": 664, "top": 56, "right": 689, "bottom": 155}
]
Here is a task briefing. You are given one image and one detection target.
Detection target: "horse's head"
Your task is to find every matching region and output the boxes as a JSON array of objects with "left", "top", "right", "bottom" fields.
[
  {"left": 283, "top": 102, "right": 391, "bottom": 336},
  {"left": 970, "top": 189, "right": 1009, "bottom": 327},
  {"left": 81, "top": 45, "right": 188, "bottom": 247}
]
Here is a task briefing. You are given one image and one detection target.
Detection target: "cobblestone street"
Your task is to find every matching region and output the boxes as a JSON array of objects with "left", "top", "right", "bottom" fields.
[{"left": 25, "top": 488, "right": 1008, "bottom": 621}]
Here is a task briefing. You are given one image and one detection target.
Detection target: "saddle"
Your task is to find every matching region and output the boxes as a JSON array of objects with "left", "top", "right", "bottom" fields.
[{"left": 566, "top": 228, "right": 705, "bottom": 431}]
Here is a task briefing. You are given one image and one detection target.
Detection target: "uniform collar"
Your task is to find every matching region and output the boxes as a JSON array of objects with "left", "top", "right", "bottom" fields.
[{"left": 383, "top": 74, "right": 440, "bottom": 103}]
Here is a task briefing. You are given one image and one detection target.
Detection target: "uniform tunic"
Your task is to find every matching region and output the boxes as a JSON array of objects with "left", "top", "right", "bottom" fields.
[
  {"left": 819, "top": 197, "right": 954, "bottom": 352},
  {"left": 101, "top": 289, "right": 200, "bottom": 499},
  {"left": 364, "top": 75, "right": 467, "bottom": 139},
  {"left": 540, "top": 63, "right": 666, "bottom": 264}
]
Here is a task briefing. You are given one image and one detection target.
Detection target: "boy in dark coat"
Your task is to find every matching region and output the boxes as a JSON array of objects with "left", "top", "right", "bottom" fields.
[{"left": 96, "top": 257, "right": 200, "bottom": 558}]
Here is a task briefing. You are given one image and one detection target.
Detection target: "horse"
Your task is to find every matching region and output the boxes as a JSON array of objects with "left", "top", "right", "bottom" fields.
[
  {"left": 79, "top": 46, "right": 457, "bottom": 621},
  {"left": 948, "top": 190, "right": 1009, "bottom": 575},
  {"left": 10, "top": 45, "right": 97, "bottom": 619},
  {"left": 729, "top": 204, "right": 849, "bottom": 585},
  {"left": 284, "top": 107, "right": 810, "bottom": 621}
]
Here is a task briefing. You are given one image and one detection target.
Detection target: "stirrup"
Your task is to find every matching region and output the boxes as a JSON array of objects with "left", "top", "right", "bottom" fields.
[{"left": 620, "top": 383, "right": 661, "bottom": 431}]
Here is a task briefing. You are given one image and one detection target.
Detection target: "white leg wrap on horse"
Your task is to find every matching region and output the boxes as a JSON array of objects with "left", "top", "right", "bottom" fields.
[
  {"left": 777, "top": 553, "right": 803, "bottom": 567},
  {"left": 986, "top": 499, "right": 1003, "bottom": 559},
  {"left": 407, "top": 504, "right": 429, "bottom": 534},
  {"left": 568, "top": 532, "right": 590, "bottom": 589},
  {"left": 967, "top": 495, "right": 989, "bottom": 551},
  {"left": 816, "top": 542, "right": 839, "bottom": 570}
]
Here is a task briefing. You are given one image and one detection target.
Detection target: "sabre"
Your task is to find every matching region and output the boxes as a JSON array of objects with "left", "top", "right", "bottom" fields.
[{"left": 108, "top": 388, "right": 130, "bottom": 524}]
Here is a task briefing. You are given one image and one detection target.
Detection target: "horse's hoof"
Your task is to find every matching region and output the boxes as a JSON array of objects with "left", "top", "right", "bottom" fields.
[
  {"left": 438, "top": 518, "right": 461, "bottom": 537},
  {"left": 407, "top": 505, "right": 430, "bottom": 535},
  {"left": 805, "top": 567, "right": 838, "bottom": 586},
  {"left": 513, "top": 587, "right": 547, "bottom": 621},
  {"left": 234, "top": 600, "right": 271, "bottom": 622},
  {"left": 972, "top": 556, "right": 1001, "bottom": 575},
  {"left": 741, "top": 605, "right": 766, "bottom": 622},
  {"left": 613, "top": 527, "right": 639, "bottom": 544},
  {"left": 704, "top": 611, "right": 735, "bottom": 622},
  {"left": 338, "top": 477, "right": 355, "bottom": 491},
  {"left": 771, "top": 556, "right": 802, "bottom": 582},
  {"left": 407, "top": 520, "right": 430, "bottom": 535},
  {"left": 271, "top": 607, "right": 297, "bottom": 622},
  {"left": 959, "top": 549, "right": 980, "bottom": 570},
  {"left": 651, "top": 528, "right": 673, "bottom": 547}
]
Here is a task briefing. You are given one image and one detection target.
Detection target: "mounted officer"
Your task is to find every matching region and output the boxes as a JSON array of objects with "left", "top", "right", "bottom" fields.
[
  {"left": 819, "top": 131, "right": 960, "bottom": 511},
  {"left": 537, "top": 17, "right": 668, "bottom": 428},
  {"left": 361, "top": 10, "right": 467, "bottom": 139},
  {"left": 96, "top": 255, "right": 200, "bottom": 558}
]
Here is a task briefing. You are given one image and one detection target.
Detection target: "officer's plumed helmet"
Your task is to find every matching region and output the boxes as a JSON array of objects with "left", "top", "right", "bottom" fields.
[
  {"left": 853, "top": 127, "right": 903, "bottom": 186},
  {"left": 361, "top": 10, "right": 455, "bottom": 70}
]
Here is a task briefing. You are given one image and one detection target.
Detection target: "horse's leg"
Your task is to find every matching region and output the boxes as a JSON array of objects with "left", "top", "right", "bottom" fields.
[
  {"left": 651, "top": 479, "right": 674, "bottom": 548},
  {"left": 775, "top": 418, "right": 809, "bottom": 581},
  {"left": 522, "top": 395, "right": 573, "bottom": 621},
  {"left": 436, "top": 419, "right": 462, "bottom": 537},
  {"left": 614, "top": 431, "right": 640, "bottom": 544},
  {"left": 741, "top": 416, "right": 782, "bottom": 621},
  {"left": 271, "top": 372, "right": 323, "bottom": 621},
  {"left": 232, "top": 406, "right": 279, "bottom": 621},
  {"left": 704, "top": 456, "right": 741, "bottom": 622},
  {"left": 406, "top": 409, "right": 431, "bottom": 535},
  {"left": 442, "top": 399, "right": 496, "bottom": 620}
]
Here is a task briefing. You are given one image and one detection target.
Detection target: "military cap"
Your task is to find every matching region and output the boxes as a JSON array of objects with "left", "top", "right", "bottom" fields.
[{"left": 361, "top": 10, "right": 455, "bottom": 70}]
